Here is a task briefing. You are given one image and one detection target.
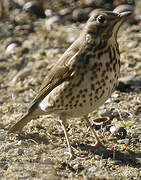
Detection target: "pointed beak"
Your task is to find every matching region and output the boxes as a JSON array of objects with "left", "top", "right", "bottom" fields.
[
  {"left": 119, "top": 11, "right": 132, "bottom": 19},
  {"left": 111, "top": 11, "right": 132, "bottom": 23}
]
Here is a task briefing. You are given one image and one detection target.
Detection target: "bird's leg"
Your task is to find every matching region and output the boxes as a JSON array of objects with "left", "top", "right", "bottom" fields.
[
  {"left": 59, "top": 115, "right": 75, "bottom": 160},
  {"left": 84, "top": 115, "right": 106, "bottom": 148}
]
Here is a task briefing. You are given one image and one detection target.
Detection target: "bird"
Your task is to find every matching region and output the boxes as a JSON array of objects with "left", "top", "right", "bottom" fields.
[{"left": 8, "top": 9, "right": 132, "bottom": 160}]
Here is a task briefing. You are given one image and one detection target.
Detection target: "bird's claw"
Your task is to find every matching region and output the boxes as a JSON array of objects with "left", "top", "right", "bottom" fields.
[{"left": 64, "top": 151, "right": 88, "bottom": 160}]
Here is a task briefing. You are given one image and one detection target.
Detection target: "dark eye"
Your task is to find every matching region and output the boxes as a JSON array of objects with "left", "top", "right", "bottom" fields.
[{"left": 97, "top": 15, "right": 106, "bottom": 23}]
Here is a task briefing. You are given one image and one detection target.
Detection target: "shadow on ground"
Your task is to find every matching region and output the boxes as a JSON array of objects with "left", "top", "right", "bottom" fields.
[
  {"left": 77, "top": 143, "right": 141, "bottom": 168},
  {"left": 16, "top": 132, "right": 141, "bottom": 169}
]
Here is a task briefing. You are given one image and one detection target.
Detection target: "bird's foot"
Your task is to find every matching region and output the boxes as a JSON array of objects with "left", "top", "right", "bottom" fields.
[
  {"left": 64, "top": 149, "right": 88, "bottom": 160},
  {"left": 90, "top": 141, "right": 108, "bottom": 150},
  {"left": 64, "top": 151, "right": 76, "bottom": 160},
  {"left": 65, "top": 152, "right": 89, "bottom": 160}
]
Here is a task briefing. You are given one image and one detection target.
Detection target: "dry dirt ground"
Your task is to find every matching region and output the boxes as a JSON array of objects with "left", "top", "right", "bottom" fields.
[{"left": 0, "top": 2, "right": 141, "bottom": 180}]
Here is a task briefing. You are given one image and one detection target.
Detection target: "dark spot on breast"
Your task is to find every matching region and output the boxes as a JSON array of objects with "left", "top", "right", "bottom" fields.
[
  {"left": 95, "top": 89, "right": 99, "bottom": 94},
  {"left": 106, "top": 62, "right": 109, "bottom": 70},
  {"left": 113, "top": 59, "right": 118, "bottom": 71},
  {"left": 110, "top": 67, "right": 112, "bottom": 72},
  {"left": 100, "top": 90, "right": 104, "bottom": 98},
  {"left": 96, "top": 81, "right": 100, "bottom": 85},
  {"left": 94, "top": 41, "right": 107, "bottom": 52},
  {"left": 91, "top": 63, "right": 98, "bottom": 71},
  {"left": 114, "top": 73, "right": 117, "bottom": 78},
  {"left": 91, "top": 84, "right": 95, "bottom": 90},
  {"left": 109, "top": 47, "right": 112, "bottom": 61},
  {"left": 82, "top": 94, "right": 85, "bottom": 98},
  {"left": 105, "top": 75, "right": 108, "bottom": 80},
  {"left": 84, "top": 55, "right": 90, "bottom": 65},
  {"left": 84, "top": 88, "right": 88, "bottom": 92},
  {"left": 101, "top": 70, "right": 106, "bottom": 76},
  {"left": 79, "top": 103, "right": 82, "bottom": 107},
  {"left": 94, "top": 95, "right": 98, "bottom": 100},
  {"left": 76, "top": 94, "right": 80, "bottom": 98},
  {"left": 101, "top": 79, "right": 105, "bottom": 83},
  {"left": 103, "top": 82, "right": 106, "bottom": 86},
  {"left": 68, "top": 92, "right": 73, "bottom": 97},
  {"left": 92, "top": 71, "right": 98, "bottom": 78},
  {"left": 69, "top": 100, "right": 72, "bottom": 104},
  {"left": 75, "top": 100, "right": 79, "bottom": 104},
  {"left": 109, "top": 46, "right": 116, "bottom": 63},
  {"left": 76, "top": 80, "right": 82, "bottom": 87},
  {"left": 61, "top": 100, "right": 64, "bottom": 106},
  {"left": 89, "top": 93, "right": 92, "bottom": 97},
  {"left": 97, "top": 52, "right": 103, "bottom": 59},
  {"left": 71, "top": 96, "right": 75, "bottom": 101},
  {"left": 99, "top": 62, "right": 102, "bottom": 67}
]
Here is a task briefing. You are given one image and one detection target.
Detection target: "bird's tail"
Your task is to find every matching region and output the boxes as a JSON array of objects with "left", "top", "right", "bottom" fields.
[{"left": 8, "top": 112, "right": 33, "bottom": 134}]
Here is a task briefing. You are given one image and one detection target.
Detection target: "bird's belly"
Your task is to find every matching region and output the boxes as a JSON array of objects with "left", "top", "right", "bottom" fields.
[{"left": 39, "top": 68, "right": 118, "bottom": 118}]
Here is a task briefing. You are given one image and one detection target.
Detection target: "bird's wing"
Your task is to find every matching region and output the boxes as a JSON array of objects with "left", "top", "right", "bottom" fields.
[{"left": 28, "top": 39, "right": 84, "bottom": 112}]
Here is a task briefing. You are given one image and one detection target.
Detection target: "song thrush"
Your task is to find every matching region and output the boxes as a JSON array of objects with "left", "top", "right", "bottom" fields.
[{"left": 8, "top": 9, "right": 132, "bottom": 160}]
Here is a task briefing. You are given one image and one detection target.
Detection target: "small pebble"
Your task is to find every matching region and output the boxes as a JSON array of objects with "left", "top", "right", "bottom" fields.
[
  {"left": 45, "top": 16, "right": 61, "bottom": 30},
  {"left": 132, "top": 133, "right": 139, "bottom": 138},
  {"left": 11, "top": 68, "right": 31, "bottom": 85},
  {"left": 127, "top": 41, "right": 138, "bottom": 48},
  {"left": 23, "top": 1, "right": 45, "bottom": 18},
  {"left": 73, "top": 164, "right": 84, "bottom": 171},
  {"left": 100, "top": 109, "right": 112, "bottom": 117},
  {"left": 110, "top": 126, "right": 127, "bottom": 139},
  {"left": 42, "top": 158, "right": 54, "bottom": 165},
  {"left": 102, "top": 124, "right": 112, "bottom": 132},
  {"left": 88, "top": 165, "right": 98, "bottom": 173},
  {"left": 6, "top": 41, "right": 21, "bottom": 55},
  {"left": 17, "top": 148, "right": 24, "bottom": 155},
  {"left": 117, "top": 138, "right": 130, "bottom": 144}
]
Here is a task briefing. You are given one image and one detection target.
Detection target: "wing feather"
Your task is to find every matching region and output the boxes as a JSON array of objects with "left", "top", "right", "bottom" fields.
[{"left": 28, "top": 39, "right": 84, "bottom": 112}]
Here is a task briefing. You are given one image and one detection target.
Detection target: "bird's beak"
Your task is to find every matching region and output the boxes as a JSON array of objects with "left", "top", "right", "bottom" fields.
[{"left": 119, "top": 11, "right": 132, "bottom": 19}]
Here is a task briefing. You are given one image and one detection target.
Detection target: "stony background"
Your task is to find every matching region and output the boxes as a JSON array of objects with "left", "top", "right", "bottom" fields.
[{"left": 0, "top": 0, "right": 141, "bottom": 179}]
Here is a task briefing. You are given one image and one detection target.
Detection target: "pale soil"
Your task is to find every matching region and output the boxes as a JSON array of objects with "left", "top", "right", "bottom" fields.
[{"left": 0, "top": 2, "right": 141, "bottom": 180}]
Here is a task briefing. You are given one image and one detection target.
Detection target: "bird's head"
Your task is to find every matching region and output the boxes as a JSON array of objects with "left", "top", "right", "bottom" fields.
[{"left": 84, "top": 9, "right": 132, "bottom": 41}]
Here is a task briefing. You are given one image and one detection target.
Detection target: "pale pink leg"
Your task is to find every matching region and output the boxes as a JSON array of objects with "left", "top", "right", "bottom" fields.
[
  {"left": 60, "top": 120, "right": 75, "bottom": 160},
  {"left": 84, "top": 115, "right": 106, "bottom": 148}
]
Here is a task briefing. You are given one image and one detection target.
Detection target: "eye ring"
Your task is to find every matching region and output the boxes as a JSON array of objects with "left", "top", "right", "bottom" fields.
[{"left": 97, "top": 15, "right": 106, "bottom": 23}]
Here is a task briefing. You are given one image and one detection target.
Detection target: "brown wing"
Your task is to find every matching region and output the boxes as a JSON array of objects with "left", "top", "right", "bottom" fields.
[{"left": 28, "top": 38, "right": 84, "bottom": 112}]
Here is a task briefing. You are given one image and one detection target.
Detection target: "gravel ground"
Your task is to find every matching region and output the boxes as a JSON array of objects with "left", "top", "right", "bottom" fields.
[{"left": 0, "top": 1, "right": 141, "bottom": 179}]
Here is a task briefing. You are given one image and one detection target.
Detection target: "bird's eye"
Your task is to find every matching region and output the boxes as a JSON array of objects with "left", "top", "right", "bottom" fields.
[{"left": 97, "top": 15, "right": 106, "bottom": 23}]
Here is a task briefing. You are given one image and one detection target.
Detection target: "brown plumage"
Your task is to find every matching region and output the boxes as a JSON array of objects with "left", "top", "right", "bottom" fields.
[{"left": 8, "top": 9, "right": 132, "bottom": 160}]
